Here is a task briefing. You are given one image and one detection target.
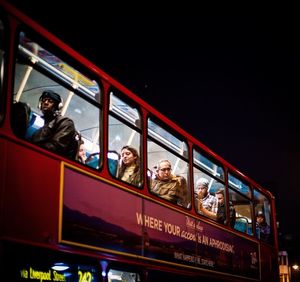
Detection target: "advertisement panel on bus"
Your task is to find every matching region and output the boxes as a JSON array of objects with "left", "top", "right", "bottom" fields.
[{"left": 61, "top": 164, "right": 259, "bottom": 280}]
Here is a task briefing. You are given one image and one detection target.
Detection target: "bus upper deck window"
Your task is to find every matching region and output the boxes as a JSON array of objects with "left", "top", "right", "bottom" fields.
[
  {"left": 228, "top": 173, "right": 253, "bottom": 235},
  {"left": 108, "top": 91, "right": 142, "bottom": 187},
  {"left": 147, "top": 118, "right": 190, "bottom": 208},
  {"left": 12, "top": 31, "right": 101, "bottom": 165},
  {"left": 254, "top": 188, "right": 272, "bottom": 243}
]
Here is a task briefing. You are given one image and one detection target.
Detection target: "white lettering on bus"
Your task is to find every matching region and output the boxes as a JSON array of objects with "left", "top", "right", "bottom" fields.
[
  {"left": 136, "top": 212, "right": 162, "bottom": 231},
  {"left": 209, "top": 238, "right": 235, "bottom": 253},
  {"left": 181, "top": 230, "right": 196, "bottom": 241},
  {"left": 163, "top": 222, "right": 181, "bottom": 237}
]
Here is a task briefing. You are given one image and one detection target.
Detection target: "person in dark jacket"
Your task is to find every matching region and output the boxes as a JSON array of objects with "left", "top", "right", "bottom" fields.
[
  {"left": 31, "top": 90, "right": 77, "bottom": 159},
  {"left": 11, "top": 101, "right": 32, "bottom": 138},
  {"left": 215, "top": 188, "right": 236, "bottom": 227},
  {"left": 256, "top": 212, "right": 270, "bottom": 242}
]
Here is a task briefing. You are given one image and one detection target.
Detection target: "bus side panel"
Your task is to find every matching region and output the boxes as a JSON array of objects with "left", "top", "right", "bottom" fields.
[
  {"left": 0, "top": 137, "right": 8, "bottom": 236},
  {"left": 260, "top": 243, "right": 279, "bottom": 282},
  {"left": 2, "top": 141, "right": 60, "bottom": 244}
]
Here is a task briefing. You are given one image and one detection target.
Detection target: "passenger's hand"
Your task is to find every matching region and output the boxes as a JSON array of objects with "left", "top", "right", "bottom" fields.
[{"left": 198, "top": 199, "right": 203, "bottom": 211}]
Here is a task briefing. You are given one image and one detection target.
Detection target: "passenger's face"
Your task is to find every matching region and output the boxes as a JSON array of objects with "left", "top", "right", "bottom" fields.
[
  {"left": 78, "top": 144, "right": 86, "bottom": 157},
  {"left": 41, "top": 97, "right": 56, "bottom": 113},
  {"left": 197, "top": 185, "right": 208, "bottom": 199},
  {"left": 157, "top": 161, "right": 172, "bottom": 181},
  {"left": 257, "top": 216, "right": 264, "bottom": 224},
  {"left": 121, "top": 149, "right": 137, "bottom": 166},
  {"left": 216, "top": 194, "right": 224, "bottom": 205}
]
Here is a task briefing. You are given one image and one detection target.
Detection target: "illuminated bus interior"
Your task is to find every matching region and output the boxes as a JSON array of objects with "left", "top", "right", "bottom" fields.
[{"left": 14, "top": 32, "right": 101, "bottom": 167}]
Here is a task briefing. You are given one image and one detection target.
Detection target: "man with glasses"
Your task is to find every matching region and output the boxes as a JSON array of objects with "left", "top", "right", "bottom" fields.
[{"left": 150, "top": 160, "right": 188, "bottom": 207}]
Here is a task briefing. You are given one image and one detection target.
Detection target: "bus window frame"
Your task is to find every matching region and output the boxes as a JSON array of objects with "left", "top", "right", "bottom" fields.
[
  {"left": 0, "top": 15, "right": 6, "bottom": 125},
  {"left": 147, "top": 115, "right": 190, "bottom": 208},
  {"left": 109, "top": 88, "right": 142, "bottom": 130},
  {"left": 253, "top": 187, "right": 272, "bottom": 242},
  {"left": 12, "top": 27, "right": 103, "bottom": 166},
  {"left": 15, "top": 29, "right": 102, "bottom": 107},
  {"left": 108, "top": 88, "right": 143, "bottom": 187},
  {"left": 192, "top": 147, "right": 225, "bottom": 182},
  {"left": 147, "top": 115, "right": 189, "bottom": 161},
  {"left": 227, "top": 172, "right": 254, "bottom": 235}
]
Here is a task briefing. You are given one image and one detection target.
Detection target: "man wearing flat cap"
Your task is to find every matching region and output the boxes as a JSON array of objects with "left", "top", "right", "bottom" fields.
[{"left": 31, "top": 90, "right": 77, "bottom": 158}]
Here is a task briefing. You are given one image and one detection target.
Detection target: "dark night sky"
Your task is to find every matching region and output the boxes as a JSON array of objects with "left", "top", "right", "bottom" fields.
[{"left": 9, "top": 1, "right": 300, "bottom": 262}]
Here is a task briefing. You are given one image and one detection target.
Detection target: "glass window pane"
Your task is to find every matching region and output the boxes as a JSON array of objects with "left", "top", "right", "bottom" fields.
[
  {"left": 229, "top": 188, "right": 253, "bottom": 235},
  {"left": 12, "top": 31, "right": 101, "bottom": 166},
  {"left": 108, "top": 93, "right": 142, "bottom": 187},
  {"left": 110, "top": 92, "right": 140, "bottom": 128},
  {"left": 254, "top": 189, "right": 271, "bottom": 242},
  {"left": 148, "top": 118, "right": 187, "bottom": 156},
  {"left": 228, "top": 172, "right": 251, "bottom": 199},
  {"left": 18, "top": 32, "right": 100, "bottom": 100},
  {"left": 193, "top": 170, "right": 222, "bottom": 220},
  {"left": 193, "top": 149, "right": 224, "bottom": 180},
  {"left": 147, "top": 119, "right": 190, "bottom": 208}
]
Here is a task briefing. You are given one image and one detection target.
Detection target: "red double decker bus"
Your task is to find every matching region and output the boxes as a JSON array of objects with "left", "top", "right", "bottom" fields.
[{"left": 0, "top": 1, "right": 279, "bottom": 281}]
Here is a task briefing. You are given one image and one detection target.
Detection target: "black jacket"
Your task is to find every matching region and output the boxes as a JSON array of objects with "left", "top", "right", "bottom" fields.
[
  {"left": 32, "top": 114, "right": 77, "bottom": 159},
  {"left": 217, "top": 201, "right": 236, "bottom": 228}
]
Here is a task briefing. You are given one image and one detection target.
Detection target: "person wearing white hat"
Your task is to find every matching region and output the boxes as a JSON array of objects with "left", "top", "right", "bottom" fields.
[{"left": 196, "top": 177, "right": 218, "bottom": 219}]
